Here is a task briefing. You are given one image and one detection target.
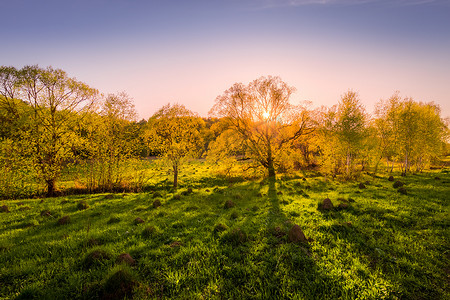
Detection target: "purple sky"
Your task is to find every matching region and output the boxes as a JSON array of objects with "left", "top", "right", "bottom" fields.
[{"left": 1, "top": 0, "right": 449, "bottom": 119}]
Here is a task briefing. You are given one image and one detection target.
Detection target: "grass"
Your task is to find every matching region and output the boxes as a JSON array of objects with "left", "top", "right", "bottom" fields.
[{"left": 0, "top": 162, "right": 449, "bottom": 299}]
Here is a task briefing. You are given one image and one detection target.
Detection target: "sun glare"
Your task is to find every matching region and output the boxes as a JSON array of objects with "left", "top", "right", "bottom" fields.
[{"left": 262, "top": 111, "right": 270, "bottom": 119}]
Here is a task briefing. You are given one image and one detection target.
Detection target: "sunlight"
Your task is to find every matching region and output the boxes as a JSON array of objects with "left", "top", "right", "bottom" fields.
[{"left": 262, "top": 110, "right": 270, "bottom": 119}]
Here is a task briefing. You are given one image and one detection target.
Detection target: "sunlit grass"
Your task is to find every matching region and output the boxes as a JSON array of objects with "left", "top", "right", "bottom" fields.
[{"left": 1, "top": 162, "right": 449, "bottom": 299}]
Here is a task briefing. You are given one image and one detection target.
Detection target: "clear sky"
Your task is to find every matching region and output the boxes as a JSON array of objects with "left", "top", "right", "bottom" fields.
[{"left": 1, "top": 0, "right": 449, "bottom": 119}]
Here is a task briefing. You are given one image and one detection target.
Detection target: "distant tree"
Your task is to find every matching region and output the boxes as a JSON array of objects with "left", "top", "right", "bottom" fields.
[
  {"left": 316, "top": 91, "right": 367, "bottom": 178},
  {"left": 209, "top": 76, "right": 314, "bottom": 177},
  {"left": 83, "top": 92, "right": 138, "bottom": 191},
  {"left": 375, "top": 93, "right": 447, "bottom": 174},
  {"left": 145, "top": 103, "right": 205, "bottom": 188},
  {"left": 0, "top": 65, "right": 98, "bottom": 196},
  {"left": 334, "top": 91, "right": 367, "bottom": 177}
]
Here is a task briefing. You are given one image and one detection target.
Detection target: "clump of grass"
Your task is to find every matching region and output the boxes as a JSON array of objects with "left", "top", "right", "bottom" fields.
[
  {"left": 107, "top": 215, "right": 121, "bottom": 224},
  {"left": 230, "top": 211, "right": 239, "bottom": 220},
  {"left": 224, "top": 199, "right": 235, "bottom": 209},
  {"left": 153, "top": 199, "right": 162, "bottom": 208},
  {"left": 77, "top": 200, "right": 89, "bottom": 210},
  {"left": 213, "top": 223, "right": 228, "bottom": 233},
  {"left": 57, "top": 215, "right": 70, "bottom": 225},
  {"left": 82, "top": 249, "right": 111, "bottom": 268},
  {"left": 393, "top": 180, "right": 404, "bottom": 188},
  {"left": 134, "top": 217, "right": 145, "bottom": 225},
  {"left": 220, "top": 228, "right": 248, "bottom": 246},
  {"left": 398, "top": 187, "right": 407, "bottom": 195},
  {"left": 102, "top": 268, "right": 137, "bottom": 300},
  {"left": 152, "top": 191, "right": 162, "bottom": 198},
  {"left": 142, "top": 226, "right": 156, "bottom": 238}
]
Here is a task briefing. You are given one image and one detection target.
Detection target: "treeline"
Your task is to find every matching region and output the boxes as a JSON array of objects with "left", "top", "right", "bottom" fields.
[{"left": 0, "top": 66, "right": 448, "bottom": 198}]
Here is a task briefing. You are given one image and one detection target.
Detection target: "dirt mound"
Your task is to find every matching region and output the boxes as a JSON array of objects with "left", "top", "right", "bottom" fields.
[
  {"left": 337, "top": 203, "right": 349, "bottom": 210},
  {"left": 318, "top": 198, "right": 334, "bottom": 210},
  {"left": 152, "top": 199, "right": 161, "bottom": 208},
  {"left": 397, "top": 187, "right": 407, "bottom": 195},
  {"left": 116, "top": 253, "right": 135, "bottom": 266},
  {"left": 57, "top": 215, "right": 70, "bottom": 225},
  {"left": 134, "top": 217, "right": 145, "bottom": 225},
  {"left": 40, "top": 210, "right": 52, "bottom": 217},
  {"left": 388, "top": 176, "right": 394, "bottom": 181},
  {"left": 224, "top": 200, "right": 235, "bottom": 209},
  {"left": 358, "top": 183, "right": 366, "bottom": 189},
  {"left": 288, "top": 224, "right": 307, "bottom": 243},
  {"left": 214, "top": 223, "right": 228, "bottom": 233},
  {"left": 221, "top": 228, "right": 247, "bottom": 246},
  {"left": 393, "top": 181, "right": 404, "bottom": 188},
  {"left": 83, "top": 249, "right": 111, "bottom": 268},
  {"left": 142, "top": 226, "right": 156, "bottom": 238},
  {"left": 77, "top": 201, "right": 89, "bottom": 210},
  {"left": 102, "top": 269, "right": 136, "bottom": 300},
  {"left": 0, "top": 205, "right": 9, "bottom": 213}
]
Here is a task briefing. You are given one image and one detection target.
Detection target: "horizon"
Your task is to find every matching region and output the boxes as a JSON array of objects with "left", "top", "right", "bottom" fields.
[{"left": 1, "top": 0, "right": 449, "bottom": 119}]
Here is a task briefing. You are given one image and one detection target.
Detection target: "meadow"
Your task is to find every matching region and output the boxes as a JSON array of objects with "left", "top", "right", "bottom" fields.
[{"left": 0, "top": 160, "right": 449, "bottom": 299}]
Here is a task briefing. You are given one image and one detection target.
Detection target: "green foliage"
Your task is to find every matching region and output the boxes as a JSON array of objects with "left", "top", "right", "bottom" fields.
[
  {"left": 145, "top": 103, "right": 205, "bottom": 187},
  {"left": 374, "top": 92, "right": 448, "bottom": 174}
]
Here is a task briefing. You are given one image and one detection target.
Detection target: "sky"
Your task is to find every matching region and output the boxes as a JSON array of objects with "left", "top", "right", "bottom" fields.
[{"left": 1, "top": 0, "right": 449, "bottom": 119}]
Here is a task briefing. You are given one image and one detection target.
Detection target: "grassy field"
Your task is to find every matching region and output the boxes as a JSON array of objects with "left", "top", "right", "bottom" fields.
[{"left": 0, "top": 161, "right": 449, "bottom": 299}]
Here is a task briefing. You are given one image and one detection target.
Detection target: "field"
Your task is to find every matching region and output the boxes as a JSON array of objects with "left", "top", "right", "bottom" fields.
[{"left": 1, "top": 161, "right": 449, "bottom": 299}]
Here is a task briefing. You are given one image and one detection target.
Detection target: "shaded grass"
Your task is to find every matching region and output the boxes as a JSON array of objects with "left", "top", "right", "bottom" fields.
[{"left": 0, "top": 165, "right": 449, "bottom": 299}]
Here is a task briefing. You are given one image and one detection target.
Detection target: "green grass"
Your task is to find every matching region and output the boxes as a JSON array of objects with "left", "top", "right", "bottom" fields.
[{"left": 1, "top": 163, "right": 449, "bottom": 299}]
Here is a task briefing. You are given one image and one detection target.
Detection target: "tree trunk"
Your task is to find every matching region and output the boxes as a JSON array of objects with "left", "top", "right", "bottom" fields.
[
  {"left": 173, "top": 164, "right": 178, "bottom": 188},
  {"left": 46, "top": 178, "right": 56, "bottom": 197},
  {"left": 267, "top": 143, "right": 276, "bottom": 177}
]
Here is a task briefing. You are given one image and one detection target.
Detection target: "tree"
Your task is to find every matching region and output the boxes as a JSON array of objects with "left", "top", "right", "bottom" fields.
[
  {"left": 315, "top": 91, "right": 367, "bottom": 178},
  {"left": 0, "top": 65, "right": 98, "bottom": 196},
  {"left": 209, "top": 76, "right": 314, "bottom": 177},
  {"left": 334, "top": 91, "right": 367, "bottom": 177},
  {"left": 374, "top": 93, "right": 447, "bottom": 174},
  {"left": 82, "top": 92, "right": 138, "bottom": 191},
  {"left": 145, "top": 103, "right": 205, "bottom": 188}
]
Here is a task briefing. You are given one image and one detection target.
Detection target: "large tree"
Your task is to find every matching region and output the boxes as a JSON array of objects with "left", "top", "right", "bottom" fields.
[
  {"left": 209, "top": 76, "right": 314, "bottom": 177},
  {"left": 0, "top": 65, "right": 98, "bottom": 196},
  {"left": 145, "top": 103, "right": 205, "bottom": 188}
]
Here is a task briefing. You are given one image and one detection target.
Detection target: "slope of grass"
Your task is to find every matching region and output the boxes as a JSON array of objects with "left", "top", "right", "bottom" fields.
[{"left": 0, "top": 164, "right": 449, "bottom": 299}]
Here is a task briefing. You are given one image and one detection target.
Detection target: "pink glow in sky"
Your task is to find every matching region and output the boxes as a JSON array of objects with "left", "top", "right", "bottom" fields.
[{"left": 2, "top": 0, "right": 449, "bottom": 119}]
